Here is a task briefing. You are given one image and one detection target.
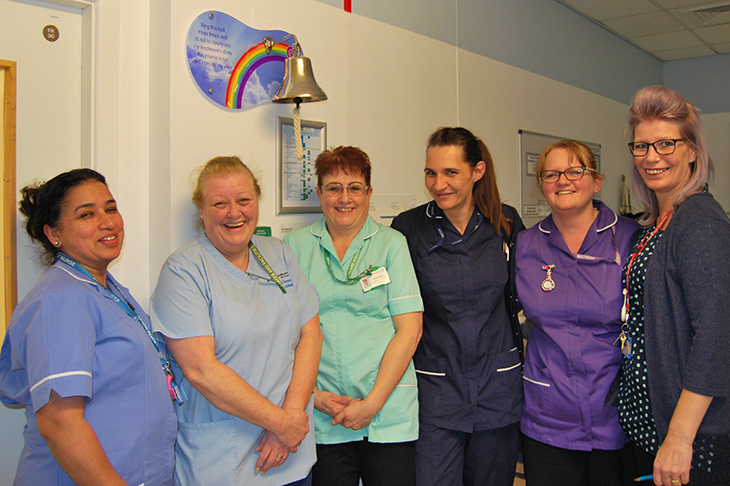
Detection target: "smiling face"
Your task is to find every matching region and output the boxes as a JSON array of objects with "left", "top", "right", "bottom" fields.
[
  {"left": 44, "top": 180, "right": 124, "bottom": 282},
  {"left": 199, "top": 170, "right": 259, "bottom": 264},
  {"left": 424, "top": 145, "right": 485, "bottom": 219},
  {"left": 633, "top": 118, "right": 695, "bottom": 208},
  {"left": 541, "top": 147, "right": 601, "bottom": 216},
  {"left": 317, "top": 169, "right": 372, "bottom": 237}
]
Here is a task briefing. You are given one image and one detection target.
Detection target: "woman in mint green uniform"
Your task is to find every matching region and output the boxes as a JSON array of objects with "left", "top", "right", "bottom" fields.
[{"left": 284, "top": 146, "right": 423, "bottom": 486}]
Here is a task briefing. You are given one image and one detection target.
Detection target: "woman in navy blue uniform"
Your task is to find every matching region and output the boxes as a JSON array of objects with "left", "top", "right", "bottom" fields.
[{"left": 392, "top": 127, "right": 524, "bottom": 486}]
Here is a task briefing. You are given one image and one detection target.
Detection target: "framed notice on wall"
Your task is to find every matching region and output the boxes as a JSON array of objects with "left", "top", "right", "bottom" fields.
[
  {"left": 519, "top": 130, "right": 601, "bottom": 229},
  {"left": 276, "top": 117, "right": 326, "bottom": 214}
]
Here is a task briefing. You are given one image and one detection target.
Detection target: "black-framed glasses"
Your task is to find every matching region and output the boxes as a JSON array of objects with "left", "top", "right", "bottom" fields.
[
  {"left": 539, "top": 166, "right": 594, "bottom": 184},
  {"left": 321, "top": 182, "right": 370, "bottom": 197},
  {"left": 628, "top": 138, "right": 687, "bottom": 156}
]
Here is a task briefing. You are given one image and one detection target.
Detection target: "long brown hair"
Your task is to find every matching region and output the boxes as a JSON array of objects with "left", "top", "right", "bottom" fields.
[{"left": 427, "top": 127, "right": 511, "bottom": 235}]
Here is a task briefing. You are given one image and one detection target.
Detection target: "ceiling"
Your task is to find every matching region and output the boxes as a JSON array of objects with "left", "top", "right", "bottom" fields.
[{"left": 556, "top": 0, "right": 730, "bottom": 61}]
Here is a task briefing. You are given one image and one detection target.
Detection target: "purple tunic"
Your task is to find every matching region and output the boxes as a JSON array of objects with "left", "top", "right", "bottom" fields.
[{"left": 516, "top": 201, "right": 638, "bottom": 451}]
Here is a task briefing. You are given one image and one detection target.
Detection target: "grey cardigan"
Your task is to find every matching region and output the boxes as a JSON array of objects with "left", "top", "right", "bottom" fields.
[{"left": 644, "top": 192, "right": 730, "bottom": 441}]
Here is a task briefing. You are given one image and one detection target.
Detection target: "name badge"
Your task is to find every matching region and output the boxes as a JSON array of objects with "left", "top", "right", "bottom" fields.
[{"left": 360, "top": 266, "right": 391, "bottom": 292}]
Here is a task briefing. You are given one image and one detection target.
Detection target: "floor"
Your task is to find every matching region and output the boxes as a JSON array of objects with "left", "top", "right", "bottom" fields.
[{"left": 514, "top": 460, "right": 525, "bottom": 486}]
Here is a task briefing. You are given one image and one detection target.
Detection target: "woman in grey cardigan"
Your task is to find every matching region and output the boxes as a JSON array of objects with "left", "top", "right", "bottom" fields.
[{"left": 617, "top": 85, "right": 730, "bottom": 486}]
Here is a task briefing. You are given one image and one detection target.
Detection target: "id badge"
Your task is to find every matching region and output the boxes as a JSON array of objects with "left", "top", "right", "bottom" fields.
[{"left": 360, "top": 266, "right": 391, "bottom": 292}]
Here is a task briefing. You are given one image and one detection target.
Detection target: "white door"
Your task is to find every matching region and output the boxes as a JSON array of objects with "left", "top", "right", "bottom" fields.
[{"left": 0, "top": 1, "right": 84, "bottom": 482}]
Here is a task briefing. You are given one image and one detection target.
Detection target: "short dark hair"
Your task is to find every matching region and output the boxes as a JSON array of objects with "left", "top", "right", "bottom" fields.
[
  {"left": 19, "top": 168, "right": 107, "bottom": 265},
  {"left": 315, "top": 146, "right": 372, "bottom": 187}
]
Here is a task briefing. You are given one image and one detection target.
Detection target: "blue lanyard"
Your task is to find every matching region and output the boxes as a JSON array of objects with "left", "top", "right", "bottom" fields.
[
  {"left": 428, "top": 210, "right": 483, "bottom": 254},
  {"left": 55, "top": 253, "right": 185, "bottom": 405}
]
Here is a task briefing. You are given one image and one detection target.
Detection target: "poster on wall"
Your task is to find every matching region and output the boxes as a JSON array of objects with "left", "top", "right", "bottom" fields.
[
  {"left": 186, "top": 11, "right": 297, "bottom": 110},
  {"left": 277, "top": 117, "right": 326, "bottom": 214}
]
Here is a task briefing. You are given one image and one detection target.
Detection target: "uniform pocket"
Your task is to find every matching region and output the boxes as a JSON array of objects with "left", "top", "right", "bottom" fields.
[
  {"left": 175, "top": 419, "right": 237, "bottom": 485},
  {"left": 413, "top": 355, "right": 450, "bottom": 421},
  {"left": 488, "top": 348, "right": 523, "bottom": 418},
  {"left": 414, "top": 355, "right": 447, "bottom": 377},
  {"left": 522, "top": 356, "right": 553, "bottom": 420}
]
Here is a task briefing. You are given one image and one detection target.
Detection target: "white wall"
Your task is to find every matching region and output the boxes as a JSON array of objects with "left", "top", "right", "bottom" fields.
[
  {"left": 163, "top": 0, "right": 459, "bottom": 259},
  {"left": 457, "top": 50, "right": 634, "bottom": 212},
  {"left": 703, "top": 113, "right": 730, "bottom": 211}
]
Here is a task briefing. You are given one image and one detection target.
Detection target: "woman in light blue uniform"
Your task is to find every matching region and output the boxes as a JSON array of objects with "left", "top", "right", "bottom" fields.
[
  {"left": 151, "top": 156, "right": 322, "bottom": 486},
  {"left": 0, "top": 168, "right": 177, "bottom": 486}
]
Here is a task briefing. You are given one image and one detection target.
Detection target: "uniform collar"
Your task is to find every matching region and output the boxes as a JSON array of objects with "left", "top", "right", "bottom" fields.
[
  {"left": 425, "top": 200, "right": 482, "bottom": 236},
  {"left": 51, "top": 259, "right": 122, "bottom": 297},
  {"left": 537, "top": 200, "right": 618, "bottom": 256},
  {"left": 537, "top": 200, "right": 616, "bottom": 235},
  {"left": 310, "top": 216, "right": 379, "bottom": 263}
]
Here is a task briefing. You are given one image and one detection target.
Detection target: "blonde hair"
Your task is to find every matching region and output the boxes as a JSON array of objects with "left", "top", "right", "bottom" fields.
[
  {"left": 191, "top": 156, "right": 261, "bottom": 209},
  {"left": 628, "top": 86, "right": 713, "bottom": 226},
  {"left": 536, "top": 140, "right": 602, "bottom": 187}
]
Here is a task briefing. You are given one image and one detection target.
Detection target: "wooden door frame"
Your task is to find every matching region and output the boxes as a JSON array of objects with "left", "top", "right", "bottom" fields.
[{"left": 1, "top": 60, "right": 17, "bottom": 331}]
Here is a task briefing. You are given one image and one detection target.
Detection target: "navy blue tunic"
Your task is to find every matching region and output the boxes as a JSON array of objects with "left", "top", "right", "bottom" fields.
[{"left": 392, "top": 201, "right": 523, "bottom": 433}]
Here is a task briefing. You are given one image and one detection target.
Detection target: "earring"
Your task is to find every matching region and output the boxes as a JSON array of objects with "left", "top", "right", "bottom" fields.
[{"left": 53, "top": 241, "right": 60, "bottom": 246}]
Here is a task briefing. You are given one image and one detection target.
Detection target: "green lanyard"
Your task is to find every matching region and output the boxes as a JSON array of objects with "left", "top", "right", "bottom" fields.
[
  {"left": 247, "top": 241, "right": 287, "bottom": 294},
  {"left": 325, "top": 247, "right": 376, "bottom": 286}
]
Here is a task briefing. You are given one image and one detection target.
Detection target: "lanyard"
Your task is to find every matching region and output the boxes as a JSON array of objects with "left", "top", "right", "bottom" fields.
[
  {"left": 325, "top": 247, "right": 376, "bottom": 286},
  {"left": 247, "top": 241, "right": 287, "bottom": 294},
  {"left": 428, "top": 210, "right": 483, "bottom": 254},
  {"left": 621, "top": 211, "right": 672, "bottom": 322},
  {"left": 55, "top": 253, "right": 184, "bottom": 405}
]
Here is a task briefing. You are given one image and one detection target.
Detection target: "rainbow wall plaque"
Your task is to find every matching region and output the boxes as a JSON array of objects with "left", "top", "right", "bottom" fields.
[{"left": 187, "top": 11, "right": 295, "bottom": 110}]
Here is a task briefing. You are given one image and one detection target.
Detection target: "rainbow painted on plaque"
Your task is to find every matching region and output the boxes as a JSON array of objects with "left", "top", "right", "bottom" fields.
[{"left": 225, "top": 42, "right": 292, "bottom": 109}]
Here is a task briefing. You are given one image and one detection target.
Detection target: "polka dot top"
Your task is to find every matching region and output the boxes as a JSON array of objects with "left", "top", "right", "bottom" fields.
[
  {"left": 618, "top": 226, "right": 661, "bottom": 454},
  {"left": 617, "top": 226, "right": 730, "bottom": 479}
]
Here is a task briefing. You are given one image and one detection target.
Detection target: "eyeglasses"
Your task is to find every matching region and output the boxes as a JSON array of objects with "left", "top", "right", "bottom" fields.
[
  {"left": 321, "top": 182, "right": 370, "bottom": 197},
  {"left": 539, "top": 166, "right": 594, "bottom": 184},
  {"left": 628, "top": 138, "right": 687, "bottom": 157}
]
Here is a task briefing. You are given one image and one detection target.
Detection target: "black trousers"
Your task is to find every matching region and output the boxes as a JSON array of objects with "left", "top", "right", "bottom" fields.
[
  {"left": 521, "top": 433, "right": 637, "bottom": 486},
  {"left": 312, "top": 438, "right": 416, "bottom": 486}
]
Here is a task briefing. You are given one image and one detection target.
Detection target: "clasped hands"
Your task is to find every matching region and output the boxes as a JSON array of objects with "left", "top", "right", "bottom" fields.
[
  {"left": 315, "top": 389, "right": 379, "bottom": 431},
  {"left": 255, "top": 407, "right": 309, "bottom": 475}
]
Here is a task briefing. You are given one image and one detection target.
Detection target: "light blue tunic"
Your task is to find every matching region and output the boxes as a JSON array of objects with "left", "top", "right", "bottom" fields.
[
  {"left": 150, "top": 234, "right": 319, "bottom": 486},
  {"left": 284, "top": 217, "right": 423, "bottom": 445},
  {"left": 0, "top": 262, "right": 177, "bottom": 486}
]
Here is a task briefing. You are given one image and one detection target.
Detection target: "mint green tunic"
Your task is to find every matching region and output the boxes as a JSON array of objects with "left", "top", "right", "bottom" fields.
[{"left": 284, "top": 217, "right": 423, "bottom": 445}]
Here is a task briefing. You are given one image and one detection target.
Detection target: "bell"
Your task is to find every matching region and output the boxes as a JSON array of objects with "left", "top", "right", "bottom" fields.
[{"left": 272, "top": 55, "right": 328, "bottom": 106}]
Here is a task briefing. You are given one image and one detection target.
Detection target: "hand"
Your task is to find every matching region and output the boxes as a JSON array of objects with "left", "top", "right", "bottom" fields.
[
  {"left": 331, "top": 398, "right": 378, "bottom": 430},
  {"left": 255, "top": 430, "right": 291, "bottom": 475},
  {"left": 653, "top": 433, "right": 692, "bottom": 485},
  {"left": 314, "top": 390, "right": 354, "bottom": 419},
  {"left": 273, "top": 408, "right": 309, "bottom": 450}
]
